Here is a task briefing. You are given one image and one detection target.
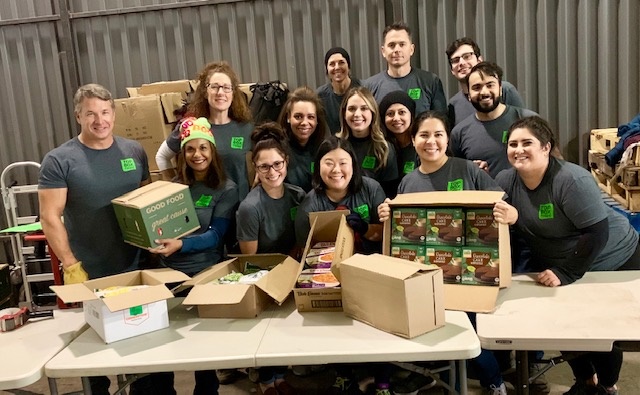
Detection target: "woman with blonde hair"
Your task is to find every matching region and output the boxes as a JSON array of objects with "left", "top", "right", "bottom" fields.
[
  {"left": 336, "top": 86, "right": 398, "bottom": 196},
  {"left": 277, "top": 86, "right": 330, "bottom": 192},
  {"left": 156, "top": 61, "right": 254, "bottom": 200}
]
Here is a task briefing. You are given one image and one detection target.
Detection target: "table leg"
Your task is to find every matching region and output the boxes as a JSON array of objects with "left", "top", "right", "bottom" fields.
[
  {"left": 48, "top": 377, "right": 59, "bottom": 395},
  {"left": 448, "top": 360, "right": 456, "bottom": 395},
  {"left": 515, "top": 350, "right": 529, "bottom": 395},
  {"left": 81, "top": 376, "right": 93, "bottom": 395},
  {"left": 457, "top": 360, "right": 467, "bottom": 395}
]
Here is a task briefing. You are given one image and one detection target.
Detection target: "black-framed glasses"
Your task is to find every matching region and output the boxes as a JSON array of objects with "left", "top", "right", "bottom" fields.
[
  {"left": 206, "top": 83, "right": 233, "bottom": 93},
  {"left": 450, "top": 52, "right": 476, "bottom": 65},
  {"left": 255, "top": 160, "right": 285, "bottom": 173}
]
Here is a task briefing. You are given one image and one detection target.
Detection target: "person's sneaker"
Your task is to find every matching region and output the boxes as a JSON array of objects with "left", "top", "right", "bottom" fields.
[
  {"left": 328, "top": 376, "right": 360, "bottom": 395},
  {"left": 392, "top": 372, "right": 437, "bottom": 395},
  {"left": 216, "top": 368, "right": 246, "bottom": 385},
  {"left": 597, "top": 384, "right": 618, "bottom": 395},
  {"left": 528, "top": 363, "right": 550, "bottom": 394},
  {"left": 563, "top": 381, "right": 599, "bottom": 395},
  {"left": 375, "top": 387, "right": 392, "bottom": 395},
  {"left": 488, "top": 383, "right": 507, "bottom": 395}
]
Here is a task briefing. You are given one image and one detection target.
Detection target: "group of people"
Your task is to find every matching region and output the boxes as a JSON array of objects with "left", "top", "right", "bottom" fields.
[{"left": 37, "top": 19, "right": 639, "bottom": 395}]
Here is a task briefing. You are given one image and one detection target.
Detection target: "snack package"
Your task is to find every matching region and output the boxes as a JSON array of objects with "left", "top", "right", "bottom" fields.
[
  {"left": 94, "top": 285, "right": 149, "bottom": 298},
  {"left": 296, "top": 268, "right": 340, "bottom": 289}
]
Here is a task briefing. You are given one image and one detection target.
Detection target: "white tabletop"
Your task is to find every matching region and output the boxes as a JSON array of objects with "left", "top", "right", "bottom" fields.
[
  {"left": 255, "top": 299, "right": 481, "bottom": 366},
  {"left": 477, "top": 271, "right": 640, "bottom": 351},
  {"left": 0, "top": 308, "right": 86, "bottom": 390},
  {"left": 45, "top": 299, "right": 275, "bottom": 378}
]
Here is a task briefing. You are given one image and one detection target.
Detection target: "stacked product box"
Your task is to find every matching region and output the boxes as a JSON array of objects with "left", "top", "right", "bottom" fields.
[{"left": 389, "top": 205, "right": 500, "bottom": 286}]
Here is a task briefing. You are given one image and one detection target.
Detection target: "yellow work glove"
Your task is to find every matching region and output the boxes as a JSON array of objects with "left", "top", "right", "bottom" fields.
[{"left": 63, "top": 261, "right": 89, "bottom": 284}]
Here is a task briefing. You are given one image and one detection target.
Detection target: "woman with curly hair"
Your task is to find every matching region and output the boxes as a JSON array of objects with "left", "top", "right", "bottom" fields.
[
  {"left": 155, "top": 61, "right": 253, "bottom": 200},
  {"left": 277, "top": 86, "right": 330, "bottom": 192},
  {"left": 336, "top": 86, "right": 398, "bottom": 196}
]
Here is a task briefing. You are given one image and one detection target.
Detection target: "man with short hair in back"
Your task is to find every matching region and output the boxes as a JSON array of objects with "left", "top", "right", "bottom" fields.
[
  {"left": 446, "top": 37, "right": 525, "bottom": 127},
  {"left": 365, "top": 21, "right": 447, "bottom": 115}
]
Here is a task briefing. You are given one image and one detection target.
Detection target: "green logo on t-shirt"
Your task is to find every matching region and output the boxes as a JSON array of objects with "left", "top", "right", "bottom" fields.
[
  {"left": 447, "top": 179, "right": 463, "bottom": 191},
  {"left": 121, "top": 158, "right": 136, "bottom": 172},
  {"left": 195, "top": 194, "right": 212, "bottom": 207},
  {"left": 407, "top": 88, "right": 421, "bottom": 100},
  {"left": 362, "top": 156, "right": 376, "bottom": 169},
  {"left": 403, "top": 161, "right": 415, "bottom": 174},
  {"left": 290, "top": 206, "right": 298, "bottom": 221},
  {"left": 502, "top": 130, "right": 508, "bottom": 144},
  {"left": 231, "top": 137, "right": 244, "bottom": 149},
  {"left": 310, "top": 162, "right": 315, "bottom": 173},
  {"left": 354, "top": 204, "right": 370, "bottom": 220},
  {"left": 539, "top": 203, "right": 554, "bottom": 219}
]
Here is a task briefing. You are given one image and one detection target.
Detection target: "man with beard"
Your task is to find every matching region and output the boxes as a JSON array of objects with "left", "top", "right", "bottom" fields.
[
  {"left": 449, "top": 62, "right": 537, "bottom": 178},
  {"left": 445, "top": 37, "right": 525, "bottom": 127}
]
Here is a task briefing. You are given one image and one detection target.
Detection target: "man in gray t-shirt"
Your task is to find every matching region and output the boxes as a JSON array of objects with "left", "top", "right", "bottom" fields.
[
  {"left": 445, "top": 37, "right": 525, "bottom": 126},
  {"left": 449, "top": 62, "right": 537, "bottom": 178},
  {"left": 39, "top": 84, "right": 150, "bottom": 281},
  {"left": 364, "top": 22, "right": 447, "bottom": 115}
]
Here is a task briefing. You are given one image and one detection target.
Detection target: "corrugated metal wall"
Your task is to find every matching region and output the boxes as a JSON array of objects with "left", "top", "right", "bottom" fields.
[{"left": 0, "top": 0, "right": 638, "bottom": 233}]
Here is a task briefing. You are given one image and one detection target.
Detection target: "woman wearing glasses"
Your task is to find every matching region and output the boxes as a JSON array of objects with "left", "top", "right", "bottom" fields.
[
  {"left": 236, "top": 123, "right": 305, "bottom": 395},
  {"left": 278, "top": 86, "right": 330, "bottom": 192},
  {"left": 156, "top": 61, "right": 253, "bottom": 200}
]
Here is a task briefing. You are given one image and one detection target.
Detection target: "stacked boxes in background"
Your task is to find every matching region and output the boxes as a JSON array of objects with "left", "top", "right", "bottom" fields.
[{"left": 383, "top": 191, "right": 511, "bottom": 312}]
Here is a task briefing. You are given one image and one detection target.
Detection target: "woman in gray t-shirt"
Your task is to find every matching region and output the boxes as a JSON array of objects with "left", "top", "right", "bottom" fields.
[{"left": 496, "top": 116, "right": 640, "bottom": 395}]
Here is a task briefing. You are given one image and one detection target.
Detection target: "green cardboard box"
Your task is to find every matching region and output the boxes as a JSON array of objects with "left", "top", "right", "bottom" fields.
[{"left": 112, "top": 181, "right": 200, "bottom": 249}]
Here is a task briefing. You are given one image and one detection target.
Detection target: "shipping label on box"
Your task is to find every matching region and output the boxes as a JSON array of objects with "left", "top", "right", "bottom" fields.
[
  {"left": 425, "top": 208, "right": 465, "bottom": 246},
  {"left": 461, "top": 247, "right": 500, "bottom": 286},
  {"left": 391, "top": 244, "right": 426, "bottom": 264},
  {"left": 112, "top": 181, "right": 200, "bottom": 249},
  {"left": 466, "top": 209, "right": 499, "bottom": 247},
  {"left": 390, "top": 208, "right": 427, "bottom": 244}
]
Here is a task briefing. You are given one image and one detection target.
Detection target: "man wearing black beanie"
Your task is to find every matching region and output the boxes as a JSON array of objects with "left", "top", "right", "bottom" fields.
[{"left": 317, "top": 47, "right": 362, "bottom": 134}]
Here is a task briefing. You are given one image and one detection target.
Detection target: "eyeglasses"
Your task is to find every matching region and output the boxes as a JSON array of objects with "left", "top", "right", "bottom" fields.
[
  {"left": 206, "top": 83, "right": 233, "bottom": 93},
  {"left": 450, "top": 52, "right": 476, "bottom": 66},
  {"left": 255, "top": 160, "right": 285, "bottom": 173}
]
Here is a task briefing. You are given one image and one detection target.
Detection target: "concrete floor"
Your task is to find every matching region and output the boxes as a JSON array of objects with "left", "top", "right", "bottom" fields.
[{"left": 2, "top": 352, "right": 639, "bottom": 395}]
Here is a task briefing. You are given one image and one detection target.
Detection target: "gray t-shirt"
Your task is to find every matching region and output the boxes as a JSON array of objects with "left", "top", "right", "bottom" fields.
[
  {"left": 496, "top": 158, "right": 638, "bottom": 277},
  {"left": 294, "top": 177, "right": 386, "bottom": 246},
  {"left": 161, "top": 179, "right": 238, "bottom": 275},
  {"left": 364, "top": 68, "right": 447, "bottom": 115},
  {"left": 167, "top": 120, "right": 253, "bottom": 200},
  {"left": 398, "top": 157, "right": 502, "bottom": 193},
  {"left": 448, "top": 81, "right": 525, "bottom": 126},
  {"left": 450, "top": 105, "right": 538, "bottom": 178},
  {"left": 39, "top": 136, "right": 149, "bottom": 279},
  {"left": 349, "top": 136, "right": 399, "bottom": 183},
  {"left": 317, "top": 78, "right": 362, "bottom": 134},
  {"left": 236, "top": 183, "right": 306, "bottom": 254},
  {"left": 286, "top": 139, "right": 324, "bottom": 193}
]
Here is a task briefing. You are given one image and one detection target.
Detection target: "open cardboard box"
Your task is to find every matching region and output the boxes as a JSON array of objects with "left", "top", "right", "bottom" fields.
[
  {"left": 383, "top": 191, "right": 511, "bottom": 313},
  {"left": 112, "top": 181, "right": 200, "bottom": 249},
  {"left": 50, "top": 268, "right": 190, "bottom": 343},
  {"left": 182, "top": 254, "right": 301, "bottom": 318},
  {"left": 338, "top": 253, "right": 445, "bottom": 338},
  {"left": 294, "top": 210, "right": 354, "bottom": 312}
]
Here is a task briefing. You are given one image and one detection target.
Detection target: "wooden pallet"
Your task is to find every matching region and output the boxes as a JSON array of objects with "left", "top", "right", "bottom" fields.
[
  {"left": 588, "top": 150, "right": 615, "bottom": 177},
  {"left": 589, "top": 128, "right": 619, "bottom": 153},
  {"left": 610, "top": 181, "right": 640, "bottom": 211}
]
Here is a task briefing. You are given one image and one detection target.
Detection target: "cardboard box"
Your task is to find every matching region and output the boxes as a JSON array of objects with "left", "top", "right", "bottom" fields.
[
  {"left": 293, "top": 211, "right": 354, "bottom": 312},
  {"left": 112, "top": 181, "right": 200, "bottom": 249},
  {"left": 50, "top": 268, "right": 189, "bottom": 343},
  {"left": 113, "top": 95, "right": 174, "bottom": 171},
  {"left": 383, "top": 191, "right": 511, "bottom": 313},
  {"left": 182, "top": 254, "right": 300, "bottom": 318},
  {"left": 338, "top": 253, "right": 445, "bottom": 339}
]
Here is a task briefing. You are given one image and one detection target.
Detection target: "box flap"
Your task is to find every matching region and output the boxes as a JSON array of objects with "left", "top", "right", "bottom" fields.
[
  {"left": 255, "top": 256, "right": 300, "bottom": 304},
  {"left": 50, "top": 283, "right": 98, "bottom": 303},
  {"left": 111, "top": 181, "right": 187, "bottom": 207},
  {"left": 101, "top": 285, "right": 174, "bottom": 312},
  {"left": 126, "top": 87, "right": 140, "bottom": 97},
  {"left": 159, "top": 92, "right": 186, "bottom": 123},
  {"left": 140, "top": 268, "right": 191, "bottom": 285},
  {"left": 443, "top": 283, "right": 499, "bottom": 312},
  {"left": 340, "top": 253, "right": 435, "bottom": 280},
  {"left": 139, "top": 80, "right": 192, "bottom": 95},
  {"left": 180, "top": 258, "right": 238, "bottom": 288},
  {"left": 183, "top": 283, "right": 251, "bottom": 305},
  {"left": 390, "top": 191, "right": 504, "bottom": 206}
]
